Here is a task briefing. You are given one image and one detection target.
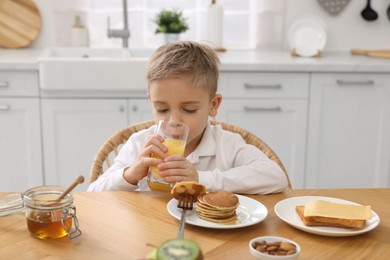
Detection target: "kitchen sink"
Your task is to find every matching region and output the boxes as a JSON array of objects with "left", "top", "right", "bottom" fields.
[
  {"left": 45, "top": 48, "right": 153, "bottom": 59},
  {"left": 38, "top": 48, "right": 154, "bottom": 91}
]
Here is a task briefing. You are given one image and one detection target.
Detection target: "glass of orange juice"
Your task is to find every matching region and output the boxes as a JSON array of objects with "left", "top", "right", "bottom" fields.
[{"left": 147, "top": 120, "right": 189, "bottom": 193}]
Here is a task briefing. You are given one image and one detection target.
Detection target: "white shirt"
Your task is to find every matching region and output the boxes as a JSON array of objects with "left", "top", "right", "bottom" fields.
[{"left": 88, "top": 122, "right": 288, "bottom": 194}]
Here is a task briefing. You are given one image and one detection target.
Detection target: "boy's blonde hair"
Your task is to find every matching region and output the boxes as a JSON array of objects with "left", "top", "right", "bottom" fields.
[{"left": 146, "top": 41, "right": 220, "bottom": 97}]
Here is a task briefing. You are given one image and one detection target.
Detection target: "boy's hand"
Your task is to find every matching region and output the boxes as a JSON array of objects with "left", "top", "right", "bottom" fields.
[
  {"left": 157, "top": 155, "right": 199, "bottom": 183},
  {"left": 123, "top": 134, "right": 167, "bottom": 185}
]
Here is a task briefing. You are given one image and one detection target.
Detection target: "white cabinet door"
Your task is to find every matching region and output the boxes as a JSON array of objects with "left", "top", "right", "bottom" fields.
[
  {"left": 217, "top": 99, "right": 308, "bottom": 188},
  {"left": 41, "top": 99, "right": 128, "bottom": 191},
  {"left": 306, "top": 73, "right": 390, "bottom": 188},
  {"left": 127, "top": 99, "right": 153, "bottom": 124},
  {"left": 0, "top": 98, "right": 43, "bottom": 192}
]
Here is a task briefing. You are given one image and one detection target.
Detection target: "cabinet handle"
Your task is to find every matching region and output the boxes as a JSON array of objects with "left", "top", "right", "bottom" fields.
[
  {"left": 0, "top": 81, "right": 9, "bottom": 88},
  {"left": 0, "top": 105, "right": 10, "bottom": 110},
  {"left": 336, "top": 79, "right": 375, "bottom": 86},
  {"left": 244, "top": 83, "right": 282, "bottom": 90},
  {"left": 244, "top": 106, "right": 282, "bottom": 112}
]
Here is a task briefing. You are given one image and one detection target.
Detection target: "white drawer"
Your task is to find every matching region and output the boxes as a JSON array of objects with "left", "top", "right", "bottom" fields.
[
  {"left": 0, "top": 71, "right": 39, "bottom": 97},
  {"left": 218, "top": 72, "right": 309, "bottom": 98},
  {"left": 312, "top": 72, "right": 390, "bottom": 87}
]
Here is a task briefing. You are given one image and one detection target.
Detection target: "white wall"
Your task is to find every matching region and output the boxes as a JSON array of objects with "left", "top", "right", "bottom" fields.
[
  {"left": 30, "top": 0, "right": 55, "bottom": 48},
  {"left": 285, "top": 0, "right": 390, "bottom": 51},
  {"left": 30, "top": 0, "right": 390, "bottom": 51}
]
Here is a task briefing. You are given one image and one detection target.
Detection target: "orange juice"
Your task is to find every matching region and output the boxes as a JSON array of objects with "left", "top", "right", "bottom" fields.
[
  {"left": 148, "top": 139, "right": 186, "bottom": 192},
  {"left": 146, "top": 180, "right": 173, "bottom": 193},
  {"left": 150, "top": 139, "right": 186, "bottom": 178}
]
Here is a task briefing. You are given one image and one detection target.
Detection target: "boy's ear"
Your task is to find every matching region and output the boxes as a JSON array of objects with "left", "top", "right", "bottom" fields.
[
  {"left": 209, "top": 94, "right": 222, "bottom": 117},
  {"left": 147, "top": 91, "right": 150, "bottom": 100}
]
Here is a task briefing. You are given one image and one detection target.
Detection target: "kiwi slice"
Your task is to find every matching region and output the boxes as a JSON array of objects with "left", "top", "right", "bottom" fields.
[
  {"left": 146, "top": 248, "right": 157, "bottom": 260},
  {"left": 157, "top": 239, "right": 203, "bottom": 260}
]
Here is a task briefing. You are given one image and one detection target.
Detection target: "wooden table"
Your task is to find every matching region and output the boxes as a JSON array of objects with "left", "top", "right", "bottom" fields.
[{"left": 0, "top": 189, "right": 389, "bottom": 259}]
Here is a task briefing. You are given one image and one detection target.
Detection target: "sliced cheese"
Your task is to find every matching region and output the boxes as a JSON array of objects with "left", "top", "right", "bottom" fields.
[{"left": 304, "top": 200, "right": 372, "bottom": 220}]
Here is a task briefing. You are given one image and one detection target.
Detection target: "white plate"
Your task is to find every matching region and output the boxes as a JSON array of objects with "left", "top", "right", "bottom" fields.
[
  {"left": 167, "top": 195, "right": 268, "bottom": 229},
  {"left": 288, "top": 18, "right": 327, "bottom": 57},
  {"left": 274, "top": 196, "right": 380, "bottom": 237}
]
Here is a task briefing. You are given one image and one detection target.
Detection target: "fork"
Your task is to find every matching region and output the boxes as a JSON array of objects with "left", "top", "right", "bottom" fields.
[{"left": 177, "top": 193, "right": 194, "bottom": 239}]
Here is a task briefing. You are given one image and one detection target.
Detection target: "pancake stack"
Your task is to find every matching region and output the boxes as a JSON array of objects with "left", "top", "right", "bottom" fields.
[{"left": 196, "top": 190, "right": 239, "bottom": 225}]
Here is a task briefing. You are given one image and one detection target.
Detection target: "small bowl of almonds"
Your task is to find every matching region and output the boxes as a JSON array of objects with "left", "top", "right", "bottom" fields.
[{"left": 249, "top": 236, "right": 301, "bottom": 260}]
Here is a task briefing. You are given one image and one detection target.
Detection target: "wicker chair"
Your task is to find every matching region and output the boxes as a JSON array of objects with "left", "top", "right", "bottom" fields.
[{"left": 89, "top": 120, "right": 291, "bottom": 188}]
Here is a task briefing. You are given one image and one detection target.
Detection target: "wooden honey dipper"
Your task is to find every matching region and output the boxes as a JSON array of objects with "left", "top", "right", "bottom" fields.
[{"left": 56, "top": 175, "right": 85, "bottom": 202}]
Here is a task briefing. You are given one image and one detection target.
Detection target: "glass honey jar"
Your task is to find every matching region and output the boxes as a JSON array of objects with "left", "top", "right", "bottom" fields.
[
  {"left": 23, "top": 185, "right": 81, "bottom": 239},
  {"left": 0, "top": 185, "right": 81, "bottom": 239}
]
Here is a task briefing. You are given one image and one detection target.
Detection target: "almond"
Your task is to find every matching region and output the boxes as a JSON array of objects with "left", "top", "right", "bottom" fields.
[{"left": 280, "top": 242, "right": 296, "bottom": 251}]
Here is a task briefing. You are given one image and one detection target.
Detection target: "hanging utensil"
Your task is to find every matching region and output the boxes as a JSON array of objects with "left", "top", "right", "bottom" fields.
[
  {"left": 387, "top": 1, "right": 390, "bottom": 21},
  {"left": 361, "top": 0, "right": 378, "bottom": 21},
  {"left": 317, "top": 0, "right": 351, "bottom": 16}
]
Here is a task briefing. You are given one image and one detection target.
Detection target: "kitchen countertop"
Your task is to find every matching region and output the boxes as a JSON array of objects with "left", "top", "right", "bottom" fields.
[
  {"left": 0, "top": 49, "right": 44, "bottom": 70},
  {"left": 1, "top": 48, "right": 390, "bottom": 72},
  {"left": 218, "top": 50, "right": 390, "bottom": 73}
]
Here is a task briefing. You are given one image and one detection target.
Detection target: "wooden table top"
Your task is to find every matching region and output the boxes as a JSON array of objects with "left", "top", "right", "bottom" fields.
[{"left": 0, "top": 188, "right": 389, "bottom": 260}]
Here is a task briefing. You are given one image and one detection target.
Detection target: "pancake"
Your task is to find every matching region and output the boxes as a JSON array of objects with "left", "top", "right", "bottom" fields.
[
  {"left": 196, "top": 213, "right": 238, "bottom": 224},
  {"left": 171, "top": 181, "right": 206, "bottom": 201},
  {"left": 202, "top": 190, "right": 239, "bottom": 209},
  {"left": 196, "top": 190, "right": 239, "bottom": 225}
]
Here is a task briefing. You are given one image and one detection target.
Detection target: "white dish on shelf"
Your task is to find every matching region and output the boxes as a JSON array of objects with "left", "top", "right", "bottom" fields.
[
  {"left": 274, "top": 196, "right": 380, "bottom": 237},
  {"left": 288, "top": 18, "right": 327, "bottom": 57},
  {"left": 167, "top": 195, "right": 268, "bottom": 229}
]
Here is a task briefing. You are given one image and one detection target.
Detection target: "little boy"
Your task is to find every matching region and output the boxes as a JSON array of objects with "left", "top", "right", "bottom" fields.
[{"left": 88, "top": 41, "right": 288, "bottom": 194}]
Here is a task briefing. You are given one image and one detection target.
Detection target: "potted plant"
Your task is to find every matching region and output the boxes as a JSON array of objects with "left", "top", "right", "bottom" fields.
[{"left": 154, "top": 8, "right": 189, "bottom": 43}]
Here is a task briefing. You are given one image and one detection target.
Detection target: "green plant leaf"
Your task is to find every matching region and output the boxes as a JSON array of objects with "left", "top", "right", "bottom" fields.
[{"left": 153, "top": 8, "right": 189, "bottom": 34}]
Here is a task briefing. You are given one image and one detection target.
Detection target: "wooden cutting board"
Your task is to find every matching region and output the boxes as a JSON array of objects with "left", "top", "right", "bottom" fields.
[
  {"left": 0, "top": 0, "right": 41, "bottom": 48},
  {"left": 351, "top": 49, "right": 390, "bottom": 59}
]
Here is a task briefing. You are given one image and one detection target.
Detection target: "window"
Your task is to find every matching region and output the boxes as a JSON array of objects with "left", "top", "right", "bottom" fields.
[{"left": 53, "top": 0, "right": 285, "bottom": 50}]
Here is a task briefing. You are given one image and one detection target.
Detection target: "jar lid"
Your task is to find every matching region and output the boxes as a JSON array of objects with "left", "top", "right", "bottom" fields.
[{"left": 0, "top": 193, "right": 24, "bottom": 217}]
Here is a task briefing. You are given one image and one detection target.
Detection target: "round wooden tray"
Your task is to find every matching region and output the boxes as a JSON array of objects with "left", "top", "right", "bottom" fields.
[{"left": 0, "top": 0, "right": 41, "bottom": 48}]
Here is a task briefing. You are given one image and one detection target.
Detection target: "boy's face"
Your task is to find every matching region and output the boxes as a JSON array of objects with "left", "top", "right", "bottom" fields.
[{"left": 148, "top": 75, "right": 221, "bottom": 152}]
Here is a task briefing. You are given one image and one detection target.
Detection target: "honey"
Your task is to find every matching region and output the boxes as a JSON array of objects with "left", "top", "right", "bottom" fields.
[{"left": 27, "top": 216, "right": 72, "bottom": 239}]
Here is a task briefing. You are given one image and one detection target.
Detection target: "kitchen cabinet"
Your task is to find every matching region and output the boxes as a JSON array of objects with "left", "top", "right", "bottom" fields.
[
  {"left": 216, "top": 72, "right": 309, "bottom": 188},
  {"left": 127, "top": 98, "right": 153, "bottom": 124},
  {"left": 3, "top": 49, "right": 390, "bottom": 192},
  {"left": 0, "top": 71, "right": 43, "bottom": 192},
  {"left": 306, "top": 73, "right": 390, "bottom": 188},
  {"left": 41, "top": 98, "right": 129, "bottom": 191}
]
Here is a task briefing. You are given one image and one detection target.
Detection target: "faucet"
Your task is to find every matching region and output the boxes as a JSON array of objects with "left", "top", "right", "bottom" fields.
[{"left": 107, "top": 0, "right": 130, "bottom": 48}]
